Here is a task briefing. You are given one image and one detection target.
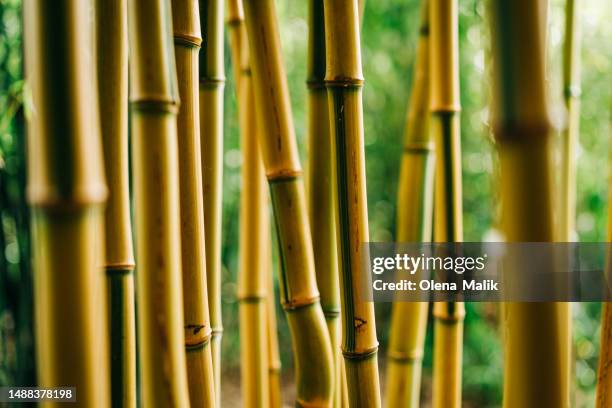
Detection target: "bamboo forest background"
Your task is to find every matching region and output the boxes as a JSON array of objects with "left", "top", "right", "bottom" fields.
[{"left": 0, "top": 0, "right": 611, "bottom": 406}]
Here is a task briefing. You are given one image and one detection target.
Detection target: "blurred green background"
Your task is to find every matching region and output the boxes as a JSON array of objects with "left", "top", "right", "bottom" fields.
[{"left": 1, "top": 0, "right": 611, "bottom": 406}]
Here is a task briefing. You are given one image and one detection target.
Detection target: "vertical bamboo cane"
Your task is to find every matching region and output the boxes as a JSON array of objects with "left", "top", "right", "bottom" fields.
[
  {"left": 94, "top": 0, "right": 136, "bottom": 406},
  {"left": 171, "top": 0, "right": 217, "bottom": 406},
  {"left": 238, "top": 72, "right": 270, "bottom": 407},
  {"left": 306, "top": 1, "right": 342, "bottom": 407},
  {"left": 266, "top": 243, "right": 283, "bottom": 408},
  {"left": 199, "top": 2, "right": 225, "bottom": 402},
  {"left": 429, "top": 1, "right": 465, "bottom": 407},
  {"left": 595, "top": 100, "right": 612, "bottom": 408},
  {"left": 243, "top": 0, "right": 335, "bottom": 405},
  {"left": 324, "top": 1, "right": 381, "bottom": 407},
  {"left": 228, "top": 1, "right": 268, "bottom": 405},
  {"left": 385, "top": 2, "right": 433, "bottom": 407},
  {"left": 489, "top": 1, "right": 570, "bottom": 407},
  {"left": 23, "top": 0, "right": 110, "bottom": 406},
  {"left": 127, "top": 0, "right": 191, "bottom": 405},
  {"left": 559, "top": 0, "right": 581, "bottom": 241}
]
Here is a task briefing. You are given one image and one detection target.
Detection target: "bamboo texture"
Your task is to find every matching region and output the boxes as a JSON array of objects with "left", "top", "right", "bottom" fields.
[
  {"left": 490, "top": 1, "right": 570, "bottom": 407},
  {"left": 24, "top": 0, "right": 110, "bottom": 406},
  {"left": 266, "top": 244, "right": 283, "bottom": 408},
  {"left": 230, "top": 1, "right": 270, "bottom": 404},
  {"left": 306, "top": 1, "right": 342, "bottom": 407},
  {"left": 324, "top": 1, "right": 381, "bottom": 407},
  {"left": 429, "top": 1, "right": 465, "bottom": 407},
  {"left": 171, "top": 0, "right": 217, "bottom": 406},
  {"left": 95, "top": 0, "right": 136, "bottom": 406},
  {"left": 559, "top": 0, "right": 581, "bottom": 241},
  {"left": 385, "top": 1, "right": 433, "bottom": 407},
  {"left": 243, "top": 0, "right": 335, "bottom": 405},
  {"left": 199, "top": 2, "right": 225, "bottom": 403},
  {"left": 127, "top": 0, "right": 191, "bottom": 405}
]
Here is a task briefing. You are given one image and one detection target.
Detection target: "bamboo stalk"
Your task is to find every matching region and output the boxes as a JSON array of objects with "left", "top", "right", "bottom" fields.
[
  {"left": 429, "top": 1, "right": 465, "bottom": 407},
  {"left": 306, "top": 1, "right": 342, "bottom": 407},
  {"left": 385, "top": 1, "right": 433, "bottom": 407},
  {"left": 489, "top": 1, "right": 570, "bottom": 407},
  {"left": 243, "top": 0, "right": 335, "bottom": 405},
  {"left": 559, "top": 0, "right": 581, "bottom": 241},
  {"left": 227, "top": 2, "right": 269, "bottom": 405},
  {"left": 237, "top": 73, "right": 270, "bottom": 407},
  {"left": 127, "top": 0, "right": 191, "bottom": 405},
  {"left": 266, "top": 242, "right": 283, "bottom": 408},
  {"left": 170, "top": 0, "right": 217, "bottom": 406},
  {"left": 595, "top": 98, "right": 612, "bottom": 408},
  {"left": 199, "top": 2, "right": 225, "bottom": 403},
  {"left": 23, "top": 0, "right": 110, "bottom": 406},
  {"left": 323, "top": 1, "right": 381, "bottom": 407},
  {"left": 94, "top": 0, "right": 136, "bottom": 406}
]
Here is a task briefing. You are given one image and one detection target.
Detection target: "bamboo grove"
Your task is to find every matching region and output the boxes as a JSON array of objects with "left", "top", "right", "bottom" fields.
[{"left": 14, "top": 0, "right": 612, "bottom": 406}]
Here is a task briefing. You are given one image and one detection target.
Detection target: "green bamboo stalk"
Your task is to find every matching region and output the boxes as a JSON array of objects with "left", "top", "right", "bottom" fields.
[
  {"left": 171, "top": 0, "right": 217, "bottom": 406},
  {"left": 23, "top": 0, "right": 110, "bottom": 405},
  {"left": 385, "top": 1, "right": 433, "bottom": 407},
  {"left": 489, "top": 1, "right": 570, "bottom": 407},
  {"left": 429, "top": 1, "right": 465, "bottom": 406},
  {"left": 324, "top": 1, "right": 381, "bottom": 407},
  {"left": 243, "top": 0, "right": 335, "bottom": 405},
  {"left": 94, "top": 0, "right": 136, "bottom": 406},
  {"left": 199, "top": 2, "right": 225, "bottom": 403},
  {"left": 306, "top": 1, "right": 342, "bottom": 407},
  {"left": 127, "top": 0, "right": 191, "bottom": 405},
  {"left": 559, "top": 0, "right": 581, "bottom": 241}
]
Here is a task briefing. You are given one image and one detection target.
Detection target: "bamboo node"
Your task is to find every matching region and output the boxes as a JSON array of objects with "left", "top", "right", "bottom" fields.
[
  {"left": 420, "top": 24, "right": 430, "bottom": 36},
  {"left": 237, "top": 294, "right": 266, "bottom": 303},
  {"left": 430, "top": 104, "right": 461, "bottom": 114},
  {"left": 173, "top": 33, "right": 202, "bottom": 48},
  {"left": 325, "top": 77, "right": 364, "bottom": 89},
  {"left": 184, "top": 323, "right": 213, "bottom": 349},
  {"left": 403, "top": 141, "right": 435, "bottom": 153},
  {"left": 130, "top": 99, "right": 179, "bottom": 114},
  {"left": 27, "top": 185, "right": 108, "bottom": 209},
  {"left": 387, "top": 349, "right": 424, "bottom": 363},
  {"left": 342, "top": 345, "right": 379, "bottom": 361},
  {"left": 432, "top": 301, "right": 466, "bottom": 321},
  {"left": 492, "top": 119, "right": 552, "bottom": 143},
  {"left": 105, "top": 265, "right": 135, "bottom": 275},
  {"left": 306, "top": 78, "right": 326, "bottom": 90},
  {"left": 226, "top": 17, "right": 243, "bottom": 27},
  {"left": 266, "top": 169, "right": 303, "bottom": 182},
  {"left": 323, "top": 308, "right": 340, "bottom": 318},
  {"left": 199, "top": 76, "right": 226, "bottom": 89},
  {"left": 282, "top": 295, "right": 320, "bottom": 311}
]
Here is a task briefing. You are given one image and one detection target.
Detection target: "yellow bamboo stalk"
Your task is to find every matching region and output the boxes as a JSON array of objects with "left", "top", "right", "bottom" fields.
[
  {"left": 94, "top": 0, "right": 136, "bottom": 406},
  {"left": 171, "top": 0, "right": 217, "bottom": 406},
  {"left": 323, "top": 1, "right": 381, "bottom": 407},
  {"left": 199, "top": 2, "right": 225, "bottom": 402},
  {"left": 243, "top": 0, "right": 335, "bottom": 405},
  {"left": 227, "top": 1, "right": 268, "bottom": 405},
  {"left": 429, "top": 1, "right": 465, "bottom": 407},
  {"left": 489, "top": 1, "right": 570, "bottom": 407},
  {"left": 559, "top": 0, "right": 581, "bottom": 241},
  {"left": 385, "top": 1, "right": 433, "bottom": 407},
  {"left": 127, "top": 0, "right": 191, "bottom": 405},
  {"left": 306, "top": 1, "right": 342, "bottom": 407},
  {"left": 23, "top": 0, "right": 110, "bottom": 406},
  {"left": 266, "top": 243, "right": 283, "bottom": 408}
]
